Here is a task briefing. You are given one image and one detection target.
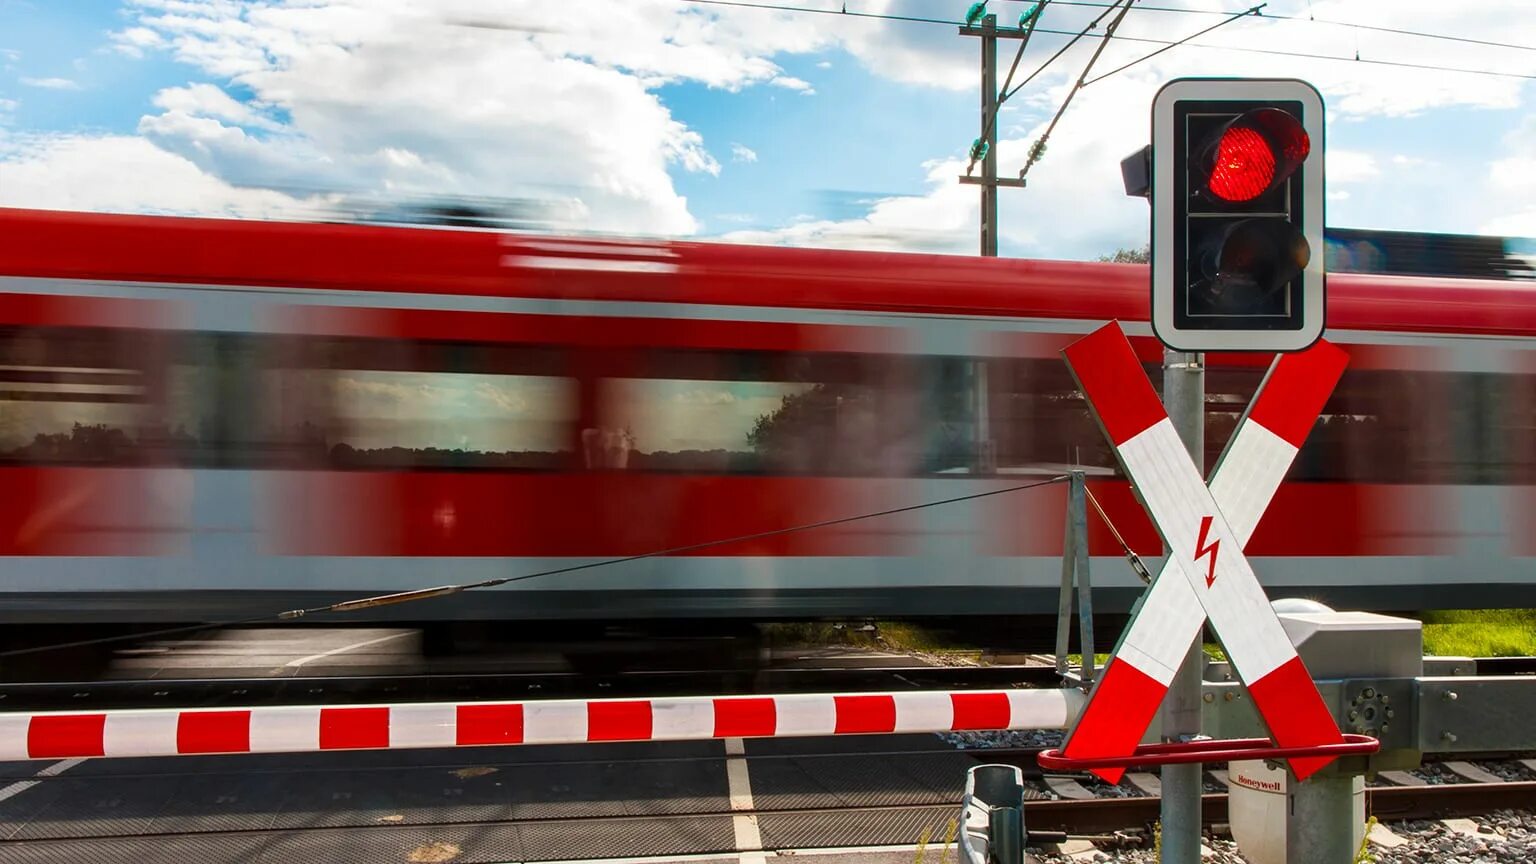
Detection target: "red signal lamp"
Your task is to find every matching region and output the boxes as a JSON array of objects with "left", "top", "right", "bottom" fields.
[{"left": 1196, "top": 108, "right": 1310, "bottom": 203}]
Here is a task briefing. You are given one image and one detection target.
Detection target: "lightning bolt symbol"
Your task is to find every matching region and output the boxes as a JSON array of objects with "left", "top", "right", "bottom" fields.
[{"left": 1194, "top": 515, "right": 1220, "bottom": 589}]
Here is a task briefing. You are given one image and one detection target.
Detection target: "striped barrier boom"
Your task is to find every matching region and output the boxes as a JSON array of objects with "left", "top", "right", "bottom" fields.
[
  {"left": 1061, "top": 334, "right": 1349, "bottom": 783},
  {"left": 1061, "top": 322, "right": 1347, "bottom": 782},
  {"left": 0, "top": 689, "right": 1084, "bottom": 761}
]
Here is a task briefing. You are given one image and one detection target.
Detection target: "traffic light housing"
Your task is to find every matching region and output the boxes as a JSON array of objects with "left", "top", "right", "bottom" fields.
[{"left": 1150, "top": 78, "right": 1325, "bottom": 352}]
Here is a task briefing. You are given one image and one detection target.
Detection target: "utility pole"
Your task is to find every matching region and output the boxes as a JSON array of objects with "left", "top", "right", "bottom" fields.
[{"left": 958, "top": 13, "right": 1027, "bottom": 258}]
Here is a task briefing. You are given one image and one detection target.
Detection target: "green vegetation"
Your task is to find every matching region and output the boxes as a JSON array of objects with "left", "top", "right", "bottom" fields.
[
  {"left": 1098, "top": 246, "right": 1150, "bottom": 264},
  {"left": 1420, "top": 609, "right": 1536, "bottom": 657},
  {"left": 762, "top": 621, "right": 984, "bottom": 661}
]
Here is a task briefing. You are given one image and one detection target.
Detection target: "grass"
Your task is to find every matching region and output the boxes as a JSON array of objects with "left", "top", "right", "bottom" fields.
[
  {"left": 1420, "top": 609, "right": 1536, "bottom": 657},
  {"left": 761, "top": 621, "right": 984, "bottom": 660},
  {"left": 767, "top": 610, "right": 1536, "bottom": 666}
]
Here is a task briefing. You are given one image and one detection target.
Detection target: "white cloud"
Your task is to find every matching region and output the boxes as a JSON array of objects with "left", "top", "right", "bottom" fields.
[
  {"left": 103, "top": 0, "right": 836, "bottom": 234},
  {"left": 112, "top": 26, "right": 167, "bottom": 58},
  {"left": 1480, "top": 118, "right": 1536, "bottom": 235},
  {"left": 730, "top": 143, "right": 758, "bottom": 163},
  {"left": 1327, "top": 150, "right": 1380, "bottom": 184},
  {"left": 20, "top": 77, "right": 81, "bottom": 91},
  {"left": 0, "top": 99, "right": 16, "bottom": 112},
  {"left": 816, "top": 60, "right": 831, "bottom": 69},
  {"left": 770, "top": 75, "right": 814, "bottom": 94},
  {"left": 0, "top": 134, "right": 324, "bottom": 217},
  {"left": 151, "top": 83, "right": 281, "bottom": 130}
]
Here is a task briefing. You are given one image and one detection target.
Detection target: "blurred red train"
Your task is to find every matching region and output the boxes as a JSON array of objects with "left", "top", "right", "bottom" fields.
[{"left": 2, "top": 207, "right": 1536, "bottom": 625}]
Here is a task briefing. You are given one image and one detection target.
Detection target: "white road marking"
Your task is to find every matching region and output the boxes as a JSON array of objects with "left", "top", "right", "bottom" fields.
[
  {"left": 724, "top": 737, "right": 764, "bottom": 862},
  {"left": 0, "top": 757, "right": 85, "bottom": 804},
  {"left": 283, "top": 631, "right": 416, "bottom": 669}
]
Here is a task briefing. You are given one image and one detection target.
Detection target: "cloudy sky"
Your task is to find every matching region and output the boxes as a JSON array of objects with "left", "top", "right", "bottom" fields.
[{"left": 0, "top": 0, "right": 1531, "bottom": 261}]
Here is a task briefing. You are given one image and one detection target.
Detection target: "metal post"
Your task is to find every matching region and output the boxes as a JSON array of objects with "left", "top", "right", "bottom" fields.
[
  {"left": 1071, "top": 472, "right": 1095, "bottom": 682},
  {"left": 1054, "top": 472, "right": 1097, "bottom": 682},
  {"left": 1286, "top": 773, "right": 1358, "bottom": 863},
  {"left": 1161, "top": 349, "right": 1205, "bottom": 864},
  {"left": 1055, "top": 476, "right": 1076, "bottom": 677},
  {"left": 980, "top": 13, "right": 999, "bottom": 258}
]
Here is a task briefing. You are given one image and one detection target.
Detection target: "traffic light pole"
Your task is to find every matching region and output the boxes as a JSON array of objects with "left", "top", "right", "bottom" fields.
[
  {"left": 1161, "top": 349, "right": 1206, "bottom": 864},
  {"left": 958, "top": 14, "right": 1026, "bottom": 257}
]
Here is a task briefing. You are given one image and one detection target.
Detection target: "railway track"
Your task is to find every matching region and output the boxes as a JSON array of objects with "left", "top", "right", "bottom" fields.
[
  {"left": 6, "top": 654, "right": 1529, "bottom": 713},
  {"left": 5, "top": 746, "right": 1535, "bottom": 862},
  {"left": 961, "top": 746, "right": 1536, "bottom": 835},
  {"left": 0, "top": 664, "right": 1064, "bottom": 711}
]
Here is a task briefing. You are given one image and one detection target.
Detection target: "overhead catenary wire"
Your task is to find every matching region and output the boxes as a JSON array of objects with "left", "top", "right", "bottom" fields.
[
  {"left": 676, "top": 0, "right": 1536, "bottom": 81},
  {"left": 1002, "top": 0, "right": 1536, "bottom": 54},
  {"left": 1081, "top": 2, "right": 1264, "bottom": 86},
  {"left": 0, "top": 474, "right": 1070, "bottom": 659},
  {"left": 998, "top": 0, "right": 1122, "bottom": 114},
  {"left": 1018, "top": 0, "right": 1135, "bottom": 179}
]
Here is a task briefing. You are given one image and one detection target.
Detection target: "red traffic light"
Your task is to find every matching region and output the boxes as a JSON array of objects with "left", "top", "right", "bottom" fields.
[{"left": 1198, "top": 108, "right": 1310, "bottom": 203}]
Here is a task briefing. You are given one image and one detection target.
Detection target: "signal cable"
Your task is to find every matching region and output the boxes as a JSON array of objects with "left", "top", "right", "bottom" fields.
[
  {"left": 676, "top": 0, "right": 1536, "bottom": 81},
  {"left": 0, "top": 474, "right": 1069, "bottom": 659}
]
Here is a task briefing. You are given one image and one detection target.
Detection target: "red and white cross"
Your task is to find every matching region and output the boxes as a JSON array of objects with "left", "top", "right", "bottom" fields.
[{"left": 1060, "top": 322, "right": 1349, "bottom": 782}]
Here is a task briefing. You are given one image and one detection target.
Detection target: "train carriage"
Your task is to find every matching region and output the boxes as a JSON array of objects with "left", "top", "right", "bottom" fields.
[{"left": 2, "top": 207, "right": 1536, "bottom": 625}]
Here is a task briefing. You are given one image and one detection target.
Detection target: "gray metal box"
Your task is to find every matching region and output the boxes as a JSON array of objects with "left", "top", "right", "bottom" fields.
[{"left": 1278, "top": 611, "right": 1422, "bottom": 680}]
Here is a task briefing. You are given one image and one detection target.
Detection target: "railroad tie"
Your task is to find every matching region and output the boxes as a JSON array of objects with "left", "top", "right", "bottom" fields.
[
  {"left": 1376, "top": 770, "right": 1428, "bottom": 786},
  {"left": 1123, "top": 772, "right": 1162, "bottom": 797},
  {"left": 1043, "top": 775, "right": 1097, "bottom": 801},
  {"left": 1367, "top": 822, "right": 1410, "bottom": 849},
  {"left": 1442, "top": 761, "right": 1506, "bottom": 784}
]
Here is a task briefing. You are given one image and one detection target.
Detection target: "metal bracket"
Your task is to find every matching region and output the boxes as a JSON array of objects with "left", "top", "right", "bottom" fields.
[{"left": 959, "top": 174, "right": 1028, "bottom": 188}]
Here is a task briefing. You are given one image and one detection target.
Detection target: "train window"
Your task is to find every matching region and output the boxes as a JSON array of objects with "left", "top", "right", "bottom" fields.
[
  {"left": 986, "top": 357, "right": 1139, "bottom": 476},
  {"left": 598, "top": 349, "right": 933, "bottom": 475},
  {"left": 1286, "top": 367, "right": 1461, "bottom": 484},
  {"left": 1493, "top": 369, "right": 1536, "bottom": 486},
  {"left": 270, "top": 337, "right": 576, "bottom": 470},
  {"left": 0, "top": 326, "right": 158, "bottom": 465}
]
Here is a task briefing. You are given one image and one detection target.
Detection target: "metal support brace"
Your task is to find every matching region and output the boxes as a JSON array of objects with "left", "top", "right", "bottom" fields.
[{"left": 1055, "top": 470, "right": 1095, "bottom": 684}]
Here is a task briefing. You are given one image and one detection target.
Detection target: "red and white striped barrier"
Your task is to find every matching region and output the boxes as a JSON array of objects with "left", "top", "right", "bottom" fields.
[
  {"left": 1062, "top": 336, "right": 1348, "bottom": 783},
  {"left": 0, "top": 689, "right": 1082, "bottom": 761}
]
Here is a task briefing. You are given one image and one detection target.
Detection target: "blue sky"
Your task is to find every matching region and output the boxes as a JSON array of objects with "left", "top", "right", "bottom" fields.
[{"left": 0, "top": 0, "right": 1532, "bottom": 261}]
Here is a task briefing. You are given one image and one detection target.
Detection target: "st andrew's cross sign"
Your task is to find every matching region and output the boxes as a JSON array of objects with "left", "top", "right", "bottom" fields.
[{"left": 1058, "top": 322, "right": 1349, "bottom": 782}]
